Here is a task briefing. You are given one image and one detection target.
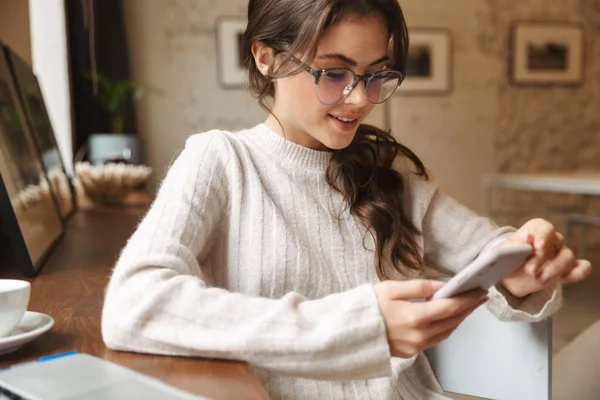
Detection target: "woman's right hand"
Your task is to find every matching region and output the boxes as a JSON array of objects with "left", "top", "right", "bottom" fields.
[{"left": 373, "top": 280, "right": 488, "bottom": 358}]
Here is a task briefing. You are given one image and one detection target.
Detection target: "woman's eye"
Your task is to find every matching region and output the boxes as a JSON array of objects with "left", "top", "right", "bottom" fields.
[
  {"left": 324, "top": 71, "right": 348, "bottom": 81},
  {"left": 372, "top": 72, "right": 394, "bottom": 81}
]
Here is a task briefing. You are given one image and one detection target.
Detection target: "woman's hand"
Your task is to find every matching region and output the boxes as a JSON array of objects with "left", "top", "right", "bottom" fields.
[
  {"left": 373, "top": 280, "right": 488, "bottom": 358},
  {"left": 497, "top": 218, "right": 592, "bottom": 298}
]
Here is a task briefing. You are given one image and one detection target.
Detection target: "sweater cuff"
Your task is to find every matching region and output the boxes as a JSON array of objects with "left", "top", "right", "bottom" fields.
[
  {"left": 299, "top": 284, "right": 393, "bottom": 380},
  {"left": 486, "top": 283, "right": 562, "bottom": 322},
  {"left": 363, "top": 284, "right": 394, "bottom": 377},
  {"left": 359, "top": 284, "right": 394, "bottom": 378}
]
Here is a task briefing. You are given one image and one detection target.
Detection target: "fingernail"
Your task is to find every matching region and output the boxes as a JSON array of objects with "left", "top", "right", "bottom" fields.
[
  {"left": 541, "top": 272, "right": 551, "bottom": 283},
  {"left": 527, "top": 263, "right": 537, "bottom": 275}
]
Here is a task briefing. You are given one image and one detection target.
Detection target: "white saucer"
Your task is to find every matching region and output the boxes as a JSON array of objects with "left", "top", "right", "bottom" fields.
[{"left": 0, "top": 312, "right": 54, "bottom": 356}]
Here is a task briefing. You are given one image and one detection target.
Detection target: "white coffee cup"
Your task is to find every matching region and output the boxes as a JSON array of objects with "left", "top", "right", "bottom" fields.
[{"left": 0, "top": 280, "right": 31, "bottom": 338}]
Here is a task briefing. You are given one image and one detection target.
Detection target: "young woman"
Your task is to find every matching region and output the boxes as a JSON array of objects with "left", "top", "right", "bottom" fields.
[{"left": 101, "top": 0, "right": 591, "bottom": 398}]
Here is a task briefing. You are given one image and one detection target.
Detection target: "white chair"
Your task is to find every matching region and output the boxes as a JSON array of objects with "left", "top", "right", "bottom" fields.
[{"left": 425, "top": 307, "right": 552, "bottom": 400}]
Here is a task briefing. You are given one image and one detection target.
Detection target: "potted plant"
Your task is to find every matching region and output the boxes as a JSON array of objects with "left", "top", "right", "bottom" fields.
[{"left": 87, "top": 73, "right": 157, "bottom": 166}]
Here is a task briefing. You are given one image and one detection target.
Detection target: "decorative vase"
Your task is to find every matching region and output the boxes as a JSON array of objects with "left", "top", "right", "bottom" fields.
[{"left": 87, "top": 133, "right": 144, "bottom": 165}]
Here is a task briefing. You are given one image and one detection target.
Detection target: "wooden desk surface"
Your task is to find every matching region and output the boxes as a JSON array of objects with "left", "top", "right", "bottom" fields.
[{"left": 0, "top": 208, "right": 270, "bottom": 400}]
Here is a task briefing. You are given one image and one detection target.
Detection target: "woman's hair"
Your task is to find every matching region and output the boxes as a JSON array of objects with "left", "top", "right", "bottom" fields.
[{"left": 243, "top": 0, "right": 429, "bottom": 281}]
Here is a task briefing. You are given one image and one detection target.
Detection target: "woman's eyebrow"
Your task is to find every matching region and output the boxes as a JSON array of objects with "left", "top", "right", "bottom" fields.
[{"left": 316, "top": 53, "right": 390, "bottom": 66}]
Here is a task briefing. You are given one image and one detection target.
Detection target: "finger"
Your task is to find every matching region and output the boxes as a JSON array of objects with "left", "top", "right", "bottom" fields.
[
  {"left": 530, "top": 220, "right": 556, "bottom": 250},
  {"left": 555, "top": 232, "right": 564, "bottom": 248},
  {"left": 426, "top": 325, "right": 459, "bottom": 349},
  {"left": 539, "top": 247, "right": 577, "bottom": 284},
  {"left": 426, "top": 295, "right": 491, "bottom": 347},
  {"left": 560, "top": 259, "right": 592, "bottom": 284},
  {"left": 423, "top": 297, "right": 486, "bottom": 339},
  {"left": 526, "top": 233, "right": 564, "bottom": 276},
  {"left": 415, "top": 289, "right": 488, "bottom": 322},
  {"left": 382, "top": 279, "right": 446, "bottom": 300}
]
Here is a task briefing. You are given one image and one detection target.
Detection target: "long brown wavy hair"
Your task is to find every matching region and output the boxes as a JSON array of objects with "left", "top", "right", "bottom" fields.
[{"left": 243, "top": 0, "right": 429, "bottom": 280}]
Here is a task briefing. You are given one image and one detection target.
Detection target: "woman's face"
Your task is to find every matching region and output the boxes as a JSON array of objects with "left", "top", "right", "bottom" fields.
[{"left": 267, "top": 12, "right": 390, "bottom": 150}]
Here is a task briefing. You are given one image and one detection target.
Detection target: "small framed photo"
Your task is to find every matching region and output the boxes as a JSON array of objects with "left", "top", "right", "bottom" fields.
[
  {"left": 216, "top": 17, "right": 248, "bottom": 88},
  {"left": 398, "top": 29, "right": 452, "bottom": 95},
  {"left": 0, "top": 42, "right": 63, "bottom": 276},
  {"left": 510, "top": 22, "right": 584, "bottom": 86},
  {"left": 6, "top": 47, "right": 76, "bottom": 221}
]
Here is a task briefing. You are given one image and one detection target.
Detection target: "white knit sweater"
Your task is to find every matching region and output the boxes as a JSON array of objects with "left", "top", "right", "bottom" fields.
[{"left": 101, "top": 123, "right": 561, "bottom": 399}]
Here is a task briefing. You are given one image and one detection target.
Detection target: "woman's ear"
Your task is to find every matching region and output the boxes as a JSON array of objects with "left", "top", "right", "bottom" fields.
[{"left": 251, "top": 42, "right": 274, "bottom": 77}]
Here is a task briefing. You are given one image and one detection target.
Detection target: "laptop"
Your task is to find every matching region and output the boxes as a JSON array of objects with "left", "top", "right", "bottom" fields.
[{"left": 0, "top": 353, "right": 211, "bottom": 400}]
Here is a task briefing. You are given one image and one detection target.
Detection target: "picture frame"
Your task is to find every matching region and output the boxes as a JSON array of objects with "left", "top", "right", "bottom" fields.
[
  {"left": 216, "top": 17, "right": 248, "bottom": 89},
  {"left": 0, "top": 42, "right": 63, "bottom": 276},
  {"left": 397, "top": 29, "right": 452, "bottom": 95},
  {"left": 5, "top": 46, "right": 76, "bottom": 220},
  {"left": 510, "top": 22, "right": 585, "bottom": 86}
]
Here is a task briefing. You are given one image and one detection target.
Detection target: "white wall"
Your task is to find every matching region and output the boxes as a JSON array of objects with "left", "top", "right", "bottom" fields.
[
  {"left": 122, "top": 0, "right": 260, "bottom": 188},
  {"left": 29, "top": 0, "right": 73, "bottom": 174},
  {"left": 390, "top": 1, "right": 499, "bottom": 211}
]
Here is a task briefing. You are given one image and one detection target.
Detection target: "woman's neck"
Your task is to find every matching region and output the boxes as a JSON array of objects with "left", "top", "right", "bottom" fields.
[{"left": 264, "top": 114, "right": 328, "bottom": 151}]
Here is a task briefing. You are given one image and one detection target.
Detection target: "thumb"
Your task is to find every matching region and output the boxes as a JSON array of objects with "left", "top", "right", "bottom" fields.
[{"left": 385, "top": 279, "right": 445, "bottom": 300}]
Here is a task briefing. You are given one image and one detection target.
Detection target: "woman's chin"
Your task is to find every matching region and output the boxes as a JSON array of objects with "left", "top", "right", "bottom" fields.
[{"left": 321, "top": 132, "right": 357, "bottom": 150}]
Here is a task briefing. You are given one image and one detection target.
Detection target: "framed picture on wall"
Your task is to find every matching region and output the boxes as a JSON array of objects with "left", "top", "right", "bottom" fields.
[
  {"left": 510, "top": 22, "right": 584, "bottom": 86},
  {"left": 6, "top": 47, "right": 76, "bottom": 220},
  {"left": 0, "top": 42, "right": 63, "bottom": 276},
  {"left": 216, "top": 17, "right": 248, "bottom": 88},
  {"left": 397, "top": 29, "right": 452, "bottom": 95}
]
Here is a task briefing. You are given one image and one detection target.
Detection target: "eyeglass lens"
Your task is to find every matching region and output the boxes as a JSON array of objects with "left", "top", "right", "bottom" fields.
[{"left": 316, "top": 69, "right": 401, "bottom": 105}]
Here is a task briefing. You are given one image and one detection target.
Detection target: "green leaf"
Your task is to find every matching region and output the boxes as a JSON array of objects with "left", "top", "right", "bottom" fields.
[
  {"left": 86, "top": 71, "right": 160, "bottom": 133},
  {"left": 106, "top": 81, "right": 133, "bottom": 113},
  {"left": 110, "top": 115, "right": 124, "bottom": 133},
  {"left": 133, "top": 86, "right": 149, "bottom": 102}
]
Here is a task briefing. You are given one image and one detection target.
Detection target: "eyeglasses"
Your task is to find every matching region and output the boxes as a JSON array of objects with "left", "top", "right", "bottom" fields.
[{"left": 289, "top": 56, "right": 405, "bottom": 106}]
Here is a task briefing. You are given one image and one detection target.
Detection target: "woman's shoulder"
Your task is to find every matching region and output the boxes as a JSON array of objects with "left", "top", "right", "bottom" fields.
[
  {"left": 392, "top": 153, "right": 433, "bottom": 182},
  {"left": 185, "top": 128, "right": 247, "bottom": 151},
  {"left": 182, "top": 126, "right": 258, "bottom": 161},
  {"left": 392, "top": 152, "right": 439, "bottom": 208}
]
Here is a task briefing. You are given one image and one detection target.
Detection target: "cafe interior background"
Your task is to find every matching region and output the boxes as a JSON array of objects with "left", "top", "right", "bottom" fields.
[{"left": 0, "top": 0, "right": 599, "bottom": 394}]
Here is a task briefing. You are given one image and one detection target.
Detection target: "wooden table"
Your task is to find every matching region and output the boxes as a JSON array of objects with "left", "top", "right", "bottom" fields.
[{"left": 0, "top": 208, "right": 270, "bottom": 400}]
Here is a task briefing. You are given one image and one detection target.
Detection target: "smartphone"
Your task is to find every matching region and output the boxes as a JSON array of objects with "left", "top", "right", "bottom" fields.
[{"left": 430, "top": 244, "right": 534, "bottom": 301}]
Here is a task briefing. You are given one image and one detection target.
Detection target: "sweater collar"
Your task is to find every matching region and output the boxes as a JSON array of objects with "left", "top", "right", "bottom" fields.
[{"left": 253, "top": 123, "right": 332, "bottom": 171}]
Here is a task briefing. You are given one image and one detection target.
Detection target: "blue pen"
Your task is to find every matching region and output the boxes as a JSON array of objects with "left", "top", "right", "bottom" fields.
[{"left": 0, "top": 351, "right": 78, "bottom": 371}]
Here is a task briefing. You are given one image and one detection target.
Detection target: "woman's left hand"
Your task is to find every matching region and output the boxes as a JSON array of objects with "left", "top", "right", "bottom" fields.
[{"left": 496, "top": 218, "right": 592, "bottom": 298}]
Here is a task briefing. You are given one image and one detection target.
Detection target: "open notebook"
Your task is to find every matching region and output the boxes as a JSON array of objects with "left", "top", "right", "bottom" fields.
[{"left": 0, "top": 353, "right": 210, "bottom": 400}]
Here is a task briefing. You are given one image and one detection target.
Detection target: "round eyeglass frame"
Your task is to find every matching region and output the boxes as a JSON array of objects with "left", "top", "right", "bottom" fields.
[{"left": 289, "top": 55, "right": 406, "bottom": 106}]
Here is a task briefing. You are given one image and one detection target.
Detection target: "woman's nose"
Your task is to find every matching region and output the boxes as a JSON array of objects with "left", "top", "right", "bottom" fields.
[{"left": 343, "top": 80, "right": 369, "bottom": 107}]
